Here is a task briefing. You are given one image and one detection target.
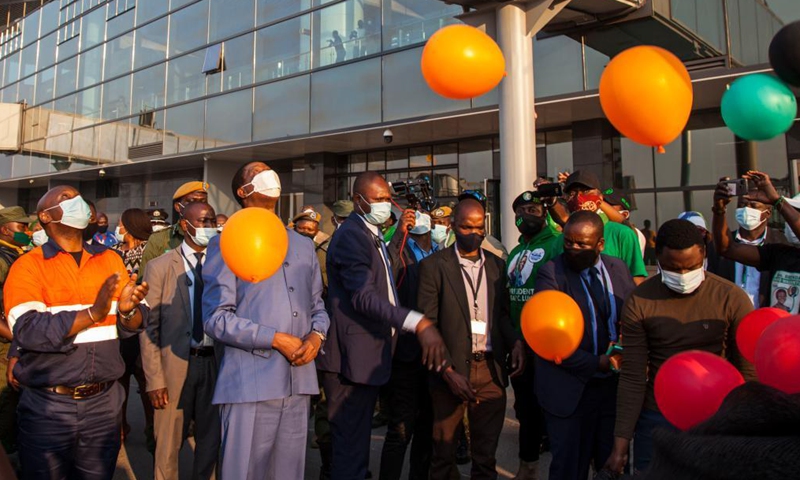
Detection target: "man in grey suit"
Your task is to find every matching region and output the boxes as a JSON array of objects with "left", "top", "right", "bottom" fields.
[
  {"left": 140, "top": 201, "right": 221, "bottom": 480},
  {"left": 203, "top": 161, "right": 329, "bottom": 480}
]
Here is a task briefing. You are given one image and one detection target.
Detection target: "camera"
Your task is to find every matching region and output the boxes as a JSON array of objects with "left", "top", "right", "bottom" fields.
[
  {"left": 383, "top": 129, "right": 393, "bottom": 144},
  {"left": 389, "top": 175, "right": 436, "bottom": 211},
  {"left": 725, "top": 178, "right": 750, "bottom": 196}
]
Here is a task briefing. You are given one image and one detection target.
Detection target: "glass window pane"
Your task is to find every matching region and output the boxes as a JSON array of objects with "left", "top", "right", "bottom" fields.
[
  {"left": 130, "top": 109, "right": 164, "bottom": 147},
  {"left": 38, "top": 33, "right": 57, "bottom": 70},
  {"left": 313, "top": 0, "right": 381, "bottom": 68},
  {"left": 79, "top": 45, "right": 104, "bottom": 88},
  {"left": 205, "top": 89, "right": 252, "bottom": 146},
  {"left": 77, "top": 84, "right": 102, "bottom": 118},
  {"left": 167, "top": 50, "right": 206, "bottom": 104},
  {"left": 310, "top": 58, "right": 380, "bottom": 132},
  {"left": 253, "top": 75, "right": 310, "bottom": 140},
  {"left": 18, "top": 76, "right": 34, "bottom": 104},
  {"left": 728, "top": 0, "right": 742, "bottom": 63},
  {"left": 102, "top": 75, "right": 132, "bottom": 120},
  {"left": 56, "top": 56, "right": 78, "bottom": 97},
  {"left": 671, "top": 0, "right": 697, "bottom": 32},
  {"left": 621, "top": 139, "right": 655, "bottom": 189},
  {"left": 5, "top": 52, "right": 19, "bottom": 85},
  {"left": 368, "top": 151, "right": 385, "bottom": 171},
  {"left": 132, "top": 63, "right": 166, "bottom": 113},
  {"left": 686, "top": 127, "right": 736, "bottom": 186},
  {"left": 35, "top": 67, "right": 55, "bottom": 104},
  {"left": 696, "top": 0, "right": 724, "bottom": 51},
  {"left": 255, "top": 15, "right": 311, "bottom": 82},
  {"left": 433, "top": 143, "right": 457, "bottom": 165},
  {"left": 107, "top": 8, "right": 135, "bottom": 39},
  {"left": 134, "top": 17, "right": 167, "bottom": 69},
  {"left": 382, "top": 47, "right": 467, "bottom": 122},
  {"left": 387, "top": 148, "right": 408, "bottom": 170},
  {"left": 349, "top": 153, "right": 366, "bottom": 173},
  {"left": 208, "top": 33, "right": 253, "bottom": 95},
  {"left": 81, "top": 5, "right": 106, "bottom": 51},
  {"left": 105, "top": 31, "right": 134, "bottom": 79},
  {"left": 164, "top": 100, "right": 204, "bottom": 154},
  {"left": 22, "top": 9, "right": 41, "bottom": 48},
  {"left": 19, "top": 43, "right": 37, "bottom": 80},
  {"left": 459, "top": 139, "right": 493, "bottom": 189},
  {"left": 58, "top": 35, "right": 79, "bottom": 62},
  {"left": 382, "top": 0, "right": 460, "bottom": 51},
  {"left": 533, "top": 35, "right": 583, "bottom": 97},
  {"left": 209, "top": 0, "right": 254, "bottom": 42},
  {"left": 584, "top": 42, "right": 609, "bottom": 91},
  {"left": 756, "top": 135, "right": 789, "bottom": 181},
  {"left": 256, "top": 0, "right": 311, "bottom": 26},
  {"left": 169, "top": 0, "right": 208, "bottom": 56},
  {"left": 738, "top": 0, "right": 759, "bottom": 65},
  {"left": 54, "top": 93, "right": 77, "bottom": 116},
  {"left": 434, "top": 168, "right": 459, "bottom": 198},
  {"left": 756, "top": 5, "right": 773, "bottom": 64},
  {"left": 544, "top": 130, "right": 573, "bottom": 180},
  {"left": 137, "top": 0, "right": 169, "bottom": 26},
  {"left": 40, "top": 2, "right": 60, "bottom": 36},
  {"left": 170, "top": 0, "right": 196, "bottom": 10}
]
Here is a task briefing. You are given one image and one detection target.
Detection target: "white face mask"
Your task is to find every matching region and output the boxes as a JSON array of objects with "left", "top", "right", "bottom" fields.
[
  {"left": 410, "top": 212, "right": 432, "bottom": 235},
  {"left": 735, "top": 207, "right": 766, "bottom": 231},
  {"left": 152, "top": 224, "right": 168, "bottom": 232},
  {"left": 356, "top": 195, "right": 392, "bottom": 226},
  {"left": 114, "top": 226, "right": 126, "bottom": 243},
  {"left": 32, "top": 229, "right": 48, "bottom": 247},
  {"left": 785, "top": 224, "right": 800, "bottom": 245},
  {"left": 43, "top": 195, "right": 92, "bottom": 230},
  {"left": 660, "top": 265, "right": 705, "bottom": 294},
  {"left": 187, "top": 223, "right": 218, "bottom": 247},
  {"left": 243, "top": 170, "right": 281, "bottom": 198},
  {"left": 431, "top": 224, "right": 448, "bottom": 244}
]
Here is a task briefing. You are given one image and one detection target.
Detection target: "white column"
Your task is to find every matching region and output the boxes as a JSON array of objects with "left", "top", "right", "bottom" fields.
[{"left": 497, "top": 3, "right": 537, "bottom": 246}]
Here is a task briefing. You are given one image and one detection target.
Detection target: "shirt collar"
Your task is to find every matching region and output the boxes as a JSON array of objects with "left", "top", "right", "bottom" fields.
[
  {"left": 580, "top": 255, "right": 605, "bottom": 276},
  {"left": 180, "top": 240, "right": 205, "bottom": 259},
  {"left": 455, "top": 244, "right": 484, "bottom": 267},
  {"left": 42, "top": 237, "right": 107, "bottom": 259},
  {"left": 358, "top": 214, "right": 382, "bottom": 237},
  {"left": 735, "top": 228, "right": 768, "bottom": 246}
]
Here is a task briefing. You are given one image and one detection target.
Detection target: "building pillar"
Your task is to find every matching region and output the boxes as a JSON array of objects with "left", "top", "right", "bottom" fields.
[{"left": 497, "top": 3, "right": 536, "bottom": 245}]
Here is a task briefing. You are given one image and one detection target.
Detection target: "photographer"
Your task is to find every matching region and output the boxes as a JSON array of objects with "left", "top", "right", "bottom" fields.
[{"left": 713, "top": 171, "right": 800, "bottom": 314}]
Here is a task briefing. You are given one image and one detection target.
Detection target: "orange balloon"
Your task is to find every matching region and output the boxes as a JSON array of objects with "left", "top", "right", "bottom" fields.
[
  {"left": 220, "top": 207, "right": 288, "bottom": 283},
  {"left": 421, "top": 25, "right": 506, "bottom": 100},
  {"left": 520, "top": 290, "right": 585, "bottom": 364},
  {"left": 599, "top": 45, "right": 693, "bottom": 153}
]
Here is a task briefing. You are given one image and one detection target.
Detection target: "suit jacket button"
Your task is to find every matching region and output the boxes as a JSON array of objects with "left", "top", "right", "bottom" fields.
[
  {"left": 284, "top": 262, "right": 290, "bottom": 267},
  {"left": 185, "top": 332, "right": 191, "bottom": 337},
  {"left": 293, "top": 312, "right": 298, "bottom": 317},
  {"left": 289, "top": 287, "right": 294, "bottom": 292}
]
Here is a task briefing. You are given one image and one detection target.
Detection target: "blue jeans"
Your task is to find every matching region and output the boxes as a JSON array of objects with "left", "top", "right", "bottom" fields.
[{"left": 633, "top": 408, "right": 676, "bottom": 473}]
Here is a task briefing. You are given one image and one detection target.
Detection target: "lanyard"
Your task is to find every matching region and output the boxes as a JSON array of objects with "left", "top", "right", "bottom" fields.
[{"left": 460, "top": 262, "right": 484, "bottom": 320}]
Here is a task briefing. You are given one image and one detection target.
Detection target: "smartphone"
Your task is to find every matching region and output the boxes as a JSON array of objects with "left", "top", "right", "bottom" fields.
[
  {"left": 725, "top": 178, "right": 748, "bottom": 196},
  {"left": 535, "top": 182, "right": 563, "bottom": 198}
]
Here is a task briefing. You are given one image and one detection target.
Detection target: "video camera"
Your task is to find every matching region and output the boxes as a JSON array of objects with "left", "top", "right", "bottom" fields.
[{"left": 389, "top": 175, "right": 436, "bottom": 212}]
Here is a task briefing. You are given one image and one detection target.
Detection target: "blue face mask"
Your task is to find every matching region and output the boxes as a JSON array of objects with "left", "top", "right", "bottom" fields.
[
  {"left": 410, "top": 212, "right": 432, "bottom": 235},
  {"left": 44, "top": 195, "right": 92, "bottom": 230},
  {"left": 431, "top": 224, "right": 448, "bottom": 244},
  {"left": 357, "top": 195, "right": 392, "bottom": 226}
]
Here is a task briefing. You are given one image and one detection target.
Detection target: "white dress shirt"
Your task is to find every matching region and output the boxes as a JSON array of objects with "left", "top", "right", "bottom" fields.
[
  {"left": 734, "top": 229, "right": 767, "bottom": 306},
  {"left": 180, "top": 241, "right": 214, "bottom": 348}
]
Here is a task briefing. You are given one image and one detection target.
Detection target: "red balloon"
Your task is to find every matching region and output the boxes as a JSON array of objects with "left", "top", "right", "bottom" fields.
[
  {"left": 655, "top": 351, "right": 745, "bottom": 430},
  {"left": 755, "top": 316, "right": 800, "bottom": 394},
  {"left": 736, "top": 308, "right": 791, "bottom": 363}
]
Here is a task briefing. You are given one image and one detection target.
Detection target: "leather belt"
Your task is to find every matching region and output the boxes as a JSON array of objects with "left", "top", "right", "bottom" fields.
[
  {"left": 189, "top": 347, "right": 215, "bottom": 357},
  {"left": 45, "top": 382, "right": 112, "bottom": 400},
  {"left": 471, "top": 351, "right": 493, "bottom": 362}
]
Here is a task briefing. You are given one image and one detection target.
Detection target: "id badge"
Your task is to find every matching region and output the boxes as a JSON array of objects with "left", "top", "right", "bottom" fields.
[{"left": 471, "top": 320, "right": 487, "bottom": 336}]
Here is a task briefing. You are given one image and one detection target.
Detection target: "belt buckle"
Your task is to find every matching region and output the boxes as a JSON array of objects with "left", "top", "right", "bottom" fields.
[
  {"left": 73, "top": 383, "right": 99, "bottom": 399},
  {"left": 473, "top": 351, "right": 485, "bottom": 362}
]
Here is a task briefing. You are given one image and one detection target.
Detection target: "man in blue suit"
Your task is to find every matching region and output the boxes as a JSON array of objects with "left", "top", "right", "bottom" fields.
[
  {"left": 317, "top": 171, "right": 446, "bottom": 480},
  {"left": 202, "top": 161, "right": 329, "bottom": 480},
  {"left": 533, "top": 211, "right": 636, "bottom": 480}
]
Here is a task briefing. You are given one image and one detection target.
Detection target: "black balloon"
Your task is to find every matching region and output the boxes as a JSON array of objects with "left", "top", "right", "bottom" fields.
[{"left": 769, "top": 21, "right": 800, "bottom": 87}]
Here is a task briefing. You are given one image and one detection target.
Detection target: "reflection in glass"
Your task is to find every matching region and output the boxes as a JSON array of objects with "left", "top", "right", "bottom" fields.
[
  {"left": 19, "top": 44, "right": 36, "bottom": 81},
  {"left": 58, "top": 36, "right": 79, "bottom": 63},
  {"left": 533, "top": 35, "right": 583, "bottom": 97},
  {"left": 107, "top": 8, "right": 135, "bottom": 40},
  {"left": 167, "top": 50, "right": 206, "bottom": 104},
  {"left": 458, "top": 139, "right": 493, "bottom": 190},
  {"left": 56, "top": 56, "right": 78, "bottom": 97},
  {"left": 368, "top": 151, "right": 385, "bottom": 171},
  {"left": 5, "top": 52, "right": 19, "bottom": 85},
  {"left": 434, "top": 168, "right": 459, "bottom": 198},
  {"left": 101, "top": 75, "right": 132, "bottom": 120},
  {"left": 34, "top": 67, "right": 55, "bottom": 105},
  {"left": 381, "top": 0, "right": 460, "bottom": 51},
  {"left": 134, "top": 17, "right": 168, "bottom": 69},
  {"left": 79, "top": 45, "right": 104, "bottom": 88},
  {"left": 208, "top": 33, "right": 254, "bottom": 95},
  {"left": 130, "top": 110, "right": 164, "bottom": 147},
  {"left": 18, "top": 77, "right": 34, "bottom": 104},
  {"left": 205, "top": 89, "right": 252, "bottom": 146},
  {"left": 410, "top": 146, "right": 432, "bottom": 168},
  {"left": 22, "top": 9, "right": 40, "bottom": 48},
  {"left": 40, "top": 2, "right": 59, "bottom": 37},
  {"left": 349, "top": 153, "right": 366, "bottom": 173},
  {"left": 81, "top": 5, "right": 106, "bottom": 52},
  {"left": 164, "top": 100, "right": 204, "bottom": 154},
  {"left": 313, "top": 0, "right": 381, "bottom": 68},
  {"left": 77, "top": 85, "right": 102, "bottom": 119},
  {"left": 132, "top": 63, "right": 166, "bottom": 113},
  {"left": 105, "top": 31, "right": 134, "bottom": 79},
  {"left": 584, "top": 42, "right": 609, "bottom": 90},
  {"left": 38, "top": 32, "right": 57, "bottom": 70},
  {"left": 169, "top": 0, "right": 209, "bottom": 56},
  {"left": 253, "top": 75, "right": 310, "bottom": 140},
  {"left": 137, "top": 0, "right": 169, "bottom": 26},
  {"left": 310, "top": 58, "right": 380, "bottom": 132},
  {"left": 255, "top": 15, "right": 311, "bottom": 81},
  {"left": 209, "top": 0, "right": 254, "bottom": 42},
  {"left": 257, "top": 0, "right": 311, "bottom": 26},
  {"left": 387, "top": 148, "right": 408, "bottom": 170}
]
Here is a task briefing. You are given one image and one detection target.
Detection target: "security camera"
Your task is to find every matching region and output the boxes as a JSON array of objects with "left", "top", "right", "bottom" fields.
[
  {"left": 98, "top": 169, "right": 106, "bottom": 177},
  {"left": 383, "top": 129, "right": 393, "bottom": 144}
]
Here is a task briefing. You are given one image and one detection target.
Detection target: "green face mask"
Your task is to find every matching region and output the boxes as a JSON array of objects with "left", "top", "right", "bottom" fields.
[{"left": 13, "top": 231, "right": 31, "bottom": 246}]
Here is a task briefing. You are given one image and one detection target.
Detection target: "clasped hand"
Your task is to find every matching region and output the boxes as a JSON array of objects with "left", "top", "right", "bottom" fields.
[{"left": 273, "top": 332, "right": 322, "bottom": 367}]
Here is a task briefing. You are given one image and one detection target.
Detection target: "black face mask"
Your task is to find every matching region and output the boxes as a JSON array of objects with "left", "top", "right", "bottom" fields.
[
  {"left": 82, "top": 222, "right": 99, "bottom": 242},
  {"left": 455, "top": 232, "right": 485, "bottom": 253},
  {"left": 97, "top": 225, "right": 108, "bottom": 234},
  {"left": 516, "top": 213, "right": 545, "bottom": 238},
  {"left": 564, "top": 248, "right": 599, "bottom": 272}
]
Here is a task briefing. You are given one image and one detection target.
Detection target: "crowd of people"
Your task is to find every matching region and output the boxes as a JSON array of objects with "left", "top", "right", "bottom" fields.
[{"left": 0, "top": 163, "right": 798, "bottom": 480}]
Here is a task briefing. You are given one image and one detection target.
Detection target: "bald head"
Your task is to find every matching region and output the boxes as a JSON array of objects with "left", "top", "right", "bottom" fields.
[
  {"left": 37, "top": 185, "right": 79, "bottom": 213},
  {"left": 353, "top": 172, "right": 388, "bottom": 199},
  {"left": 453, "top": 198, "right": 485, "bottom": 223}
]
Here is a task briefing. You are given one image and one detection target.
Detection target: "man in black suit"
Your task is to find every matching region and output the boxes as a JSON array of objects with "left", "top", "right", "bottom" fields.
[
  {"left": 417, "top": 198, "right": 525, "bottom": 480},
  {"left": 318, "top": 172, "right": 446, "bottom": 480},
  {"left": 533, "top": 211, "right": 636, "bottom": 480}
]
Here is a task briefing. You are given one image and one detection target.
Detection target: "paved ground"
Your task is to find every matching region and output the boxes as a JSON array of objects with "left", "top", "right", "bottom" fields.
[{"left": 112, "top": 379, "right": 555, "bottom": 480}]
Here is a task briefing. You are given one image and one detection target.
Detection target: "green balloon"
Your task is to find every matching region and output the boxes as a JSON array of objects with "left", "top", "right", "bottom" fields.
[{"left": 721, "top": 74, "right": 797, "bottom": 141}]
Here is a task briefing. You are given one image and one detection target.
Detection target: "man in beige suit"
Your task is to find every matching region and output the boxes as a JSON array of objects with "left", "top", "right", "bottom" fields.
[{"left": 140, "top": 202, "right": 220, "bottom": 480}]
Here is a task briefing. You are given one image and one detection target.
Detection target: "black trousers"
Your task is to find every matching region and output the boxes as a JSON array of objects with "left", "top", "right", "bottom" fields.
[
  {"left": 509, "top": 352, "right": 546, "bottom": 462},
  {"left": 322, "top": 371, "right": 380, "bottom": 480},
  {"left": 18, "top": 382, "right": 124, "bottom": 480},
  {"left": 544, "top": 377, "right": 617, "bottom": 480},
  {"left": 379, "top": 359, "right": 432, "bottom": 480}
]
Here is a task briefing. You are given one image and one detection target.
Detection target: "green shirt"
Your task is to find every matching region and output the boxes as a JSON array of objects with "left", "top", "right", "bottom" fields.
[
  {"left": 507, "top": 225, "right": 564, "bottom": 331},
  {"left": 602, "top": 220, "right": 648, "bottom": 278},
  {"left": 139, "top": 224, "right": 184, "bottom": 280}
]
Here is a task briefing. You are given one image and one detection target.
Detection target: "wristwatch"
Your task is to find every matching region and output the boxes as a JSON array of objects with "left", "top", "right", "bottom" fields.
[
  {"left": 119, "top": 307, "right": 137, "bottom": 321},
  {"left": 311, "top": 329, "right": 327, "bottom": 342}
]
